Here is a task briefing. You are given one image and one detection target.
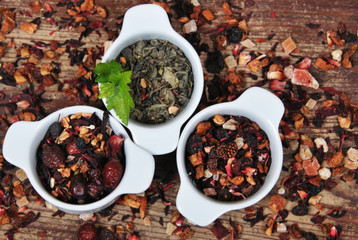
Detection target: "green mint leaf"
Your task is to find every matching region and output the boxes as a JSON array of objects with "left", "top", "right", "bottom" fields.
[{"left": 94, "top": 59, "right": 134, "bottom": 125}]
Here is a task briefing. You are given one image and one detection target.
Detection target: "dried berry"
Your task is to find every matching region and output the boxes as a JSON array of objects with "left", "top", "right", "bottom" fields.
[
  {"left": 41, "top": 144, "right": 65, "bottom": 169},
  {"left": 70, "top": 175, "right": 87, "bottom": 201},
  {"left": 102, "top": 160, "right": 123, "bottom": 189},
  {"left": 205, "top": 51, "right": 225, "bottom": 74},
  {"left": 78, "top": 223, "right": 98, "bottom": 240},
  {"left": 49, "top": 122, "right": 62, "bottom": 137},
  {"left": 76, "top": 137, "right": 87, "bottom": 150},
  {"left": 226, "top": 26, "right": 243, "bottom": 43}
]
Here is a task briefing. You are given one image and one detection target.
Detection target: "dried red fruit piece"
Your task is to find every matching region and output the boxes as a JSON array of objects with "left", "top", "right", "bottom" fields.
[
  {"left": 296, "top": 57, "right": 312, "bottom": 69},
  {"left": 78, "top": 223, "right": 98, "bottom": 240},
  {"left": 41, "top": 144, "right": 65, "bottom": 169},
  {"left": 291, "top": 68, "right": 319, "bottom": 89},
  {"left": 102, "top": 160, "right": 123, "bottom": 189},
  {"left": 66, "top": 138, "right": 84, "bottom": 155}
]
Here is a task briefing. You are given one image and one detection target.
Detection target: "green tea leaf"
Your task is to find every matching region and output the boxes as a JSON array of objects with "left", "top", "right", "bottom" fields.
[{"left": 94, "top": 59, "right": 134, "bottom": 125}]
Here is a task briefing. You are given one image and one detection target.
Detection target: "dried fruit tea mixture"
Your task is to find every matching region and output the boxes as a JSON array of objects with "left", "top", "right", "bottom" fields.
[
  {"left": 118, "top": 39, "right": 194, "bottom": 123},
  {"left": 186, "top": 114, "right": 271, "bottom": 201},
  {"left": 37, "top": 111, "right": 124, "bottom": 204},
  {"left": 0, "top": 0, "right": 357, "bottom": 239}
]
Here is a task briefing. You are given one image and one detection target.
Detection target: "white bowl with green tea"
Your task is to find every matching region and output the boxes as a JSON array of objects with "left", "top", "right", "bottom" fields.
[{"left": 96, "top": 4, "right": 204, "bottom": 155}]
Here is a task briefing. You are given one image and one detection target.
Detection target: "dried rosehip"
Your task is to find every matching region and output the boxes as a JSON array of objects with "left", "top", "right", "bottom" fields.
[
  {"left": 66, "top": 138, "right": 84, "bottom": 155},
  {"left": 78, "top": 223, "right": 98, "bottom": 240},
  {"left": 87, "top": 181, "right": 104, "bottom": 200},
  {"left": 70, "top": 175, "right": 87, "bottom": 201},
  {"left": 49, "top": 122, "right": 62, "bottom": 137},
  {"left": 41, "top": 144, "right": 65, "bottom": 169},
  {"left": 102, "top": 160, "right": 123, "bottom": 189},
  {"left": 226, "top": 26, "right": 243, "bottom": 43}
]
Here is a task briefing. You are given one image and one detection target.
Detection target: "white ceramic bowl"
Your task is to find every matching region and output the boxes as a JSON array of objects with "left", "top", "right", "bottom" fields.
[
  {"left": 101, "top": 4, "right": 204, "bottom": 155},
  {"left": 2, "top": 106, "right": 155, "bottom": 214},
  {"left": 176, "top": 87, "right": 284, "bottom": 226}
]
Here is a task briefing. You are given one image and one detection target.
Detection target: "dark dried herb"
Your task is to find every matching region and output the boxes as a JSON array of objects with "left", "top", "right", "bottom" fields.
[
  {"left": 306, "top": 23, "right": 320, "bottom": 29},
  {"left": 159, "top": 216, "right": 164, "bottom": 226},
  {"left": 278, "top": 209, "right": 289, "bottom": 221},
  {"left": 229, "top": 217, "right": 240, "bottom": 239},
  {"left": 292, "top": 202, "right": 309, "bottom": 216},
  {"left": 172, "top": 1, "right": 193, "bottom": 18},
  {"left": 164, "top": 205, "right": 170, "bottom": 216},
  {"left": 244, "top": 207, "right": 266, "bottom": 227},
  {"left": 0, "top": 68, "right": 16, "bottom": 86},
  {"left": 302, "top": 231, "right": 318, "bottom": 240},
  {"left": 121, "top": 214, "right": 131, "bottom": 221},
  {"left": 226, "top": 26, "right": 243, "bottom": 43},
  {"left": 327, "top": 208, "right": 347, "bottom": 218}
]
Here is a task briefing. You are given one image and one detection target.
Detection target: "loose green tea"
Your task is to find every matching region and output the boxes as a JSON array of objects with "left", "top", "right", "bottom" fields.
[{"left": 118, "top": 39, "right": 194, "bottom": 124}]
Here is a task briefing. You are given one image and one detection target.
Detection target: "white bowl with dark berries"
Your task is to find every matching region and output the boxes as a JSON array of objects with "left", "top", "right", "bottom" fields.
[
  {"left": 2, "top": 106, "right": 155, "bottom": 214},
  {"left": 176, "top": 87, "right": 285, "bottom": 226}
]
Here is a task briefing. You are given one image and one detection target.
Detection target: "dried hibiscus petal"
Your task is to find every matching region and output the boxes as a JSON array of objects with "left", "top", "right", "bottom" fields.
[
  {"left": 210, "top": 219, "right": 229, "bottom": 240},
  {"left": 292, "top": 202, "right": 309, "bottom": 216},
  {"left": 106, "top": 135, "right": 124, "bottom": 159}
]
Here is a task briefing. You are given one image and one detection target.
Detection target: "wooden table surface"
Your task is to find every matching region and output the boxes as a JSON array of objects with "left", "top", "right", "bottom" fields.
[{"left": 0, "top": 0, "right": 357, "bottom": 239}]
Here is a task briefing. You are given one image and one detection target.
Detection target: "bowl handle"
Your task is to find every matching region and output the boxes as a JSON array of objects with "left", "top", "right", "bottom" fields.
[
  {"left": 116, "top": 139, "right": 155, "bottom": 194},
  {"left": 176, "top": 185, "right": 229, "bottom": 227},
  {"left": 129, "top": 124, "right": 180, "bottom": 155},
  {"left": 235, "top": 87, "right": 284, "bottom": 128},
  {"left": 2, "top": 121, "right": 39, "bottom": 170},
  {"left": 120, "top": 4, "right": 173, "bottom": 37}
]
